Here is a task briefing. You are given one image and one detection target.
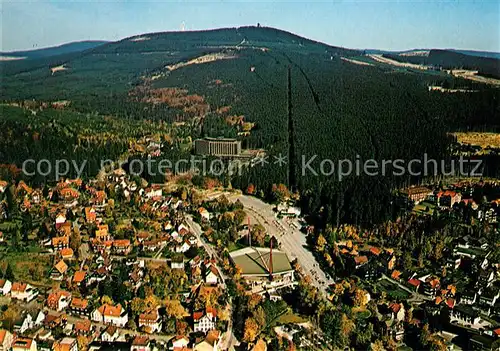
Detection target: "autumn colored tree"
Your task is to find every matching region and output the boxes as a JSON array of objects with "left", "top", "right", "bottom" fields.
[
  {"left": 165, "top": 299, "right": 187, "bottom": 319},
  {"left": 369, "top": 340, "right": 385, "bottom": 351},
  {"left": 130, "top": 298, "right": 145, "bottom": 315},
  {"left": 246, "top": 183, "right": 256, "bottom": 195},
  {"left": 353, "top": 288, "right": 369, "bottom": 307},
  {"left": 248, "top": 294, "right": 263, "bottom": 310},
  {"left": 271, "top": 183, "right": 290, "bottom": 203},
  {"left": 70, "top": 227, "right": 81, "bottom": 256},
  {"left": 243, "top": 317, "right": 259, "bottom": 343},
  {"left": 315, "top": 233, "right": 327, "bottom": 252},
  {"left": 250, "top": 224, "right": 266, "bottom": 247},
  {"left": 101, "top": 295, "right": 113, "bottom": 305}
]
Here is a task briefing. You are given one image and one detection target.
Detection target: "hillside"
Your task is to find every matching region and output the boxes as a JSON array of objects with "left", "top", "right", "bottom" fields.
[
  {"left": 383, "top": 49, "right": 500, "bottom": 78},
  {"left": 1, "top": 26, "right": 499, "bottom": 226},
  {"left": 0, "top": 40, "right": 108, "bottom": 60}
]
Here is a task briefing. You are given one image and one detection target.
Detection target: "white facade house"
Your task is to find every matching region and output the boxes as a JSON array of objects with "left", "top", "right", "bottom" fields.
[
  {"left": 0, "top": 280, "right": 12, "bottom": 295},
  {"left": 11, "top": 282, "right": 38, "bottom": 302},
  {"left": 92, "top": 304, "right": 128, "bottom": 327},
  {"left": 172, "top": 336, "right": 190, "bottom": 350},
  {"left": 193, "top": 308, "right": 217, "bottom": 334}
]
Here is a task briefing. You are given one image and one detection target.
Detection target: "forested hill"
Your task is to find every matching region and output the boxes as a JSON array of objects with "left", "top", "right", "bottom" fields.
[
  {"left": 384, "top": 49, "right": 500, "bottom": 78},
  {"left": 1, "top": 26, "right": 499, "bottom": 226},
  {"left": 0, "top": 40, "right": 108, "bottom": 59},
  {"left": 95, "top": 26, "right": 360, "bottom": 55}
]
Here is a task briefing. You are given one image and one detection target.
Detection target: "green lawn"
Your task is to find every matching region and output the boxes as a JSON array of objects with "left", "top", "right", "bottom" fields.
[
  {"left": 377, "top": 279, "right": 411, "bottom": 300},
  {"left": 0, "top": 251, "right": 52, "bottom": 286},
  {"left": 413, "top": 201, "right": 436, "bottom": 215},
  {"left": 276, "top": 311, "right": 308, "bottom": 324}
]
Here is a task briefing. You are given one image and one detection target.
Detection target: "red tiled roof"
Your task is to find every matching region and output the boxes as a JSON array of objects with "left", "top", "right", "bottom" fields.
[
  {"left": 446, "top": 298, "right": 455, "bottom": 308},
  {"left": 71, "top": 297, "right": 88, "bottom": 309},
  {"left": 73, "top": 271, "right": 86, "bottom": 284},
  {"left": 60, "top": 248, "right": 74, "bottom": 257},
  {"left": 12, "top": 282, "right": 27, "bottom": 292},
  {"left": 391, "top": 270, "right": 402, "bottom": 280},
  {"left": 354, "top": 256, "right": 368, "bottom": 265},
  {"left": 408, "top": 279, "right": 421, "bottom": 287},
  {"left": 132, "top": 336, "right": 150, "bottom": 346},
  {"left": 389, "top": 303, "right": 402, "bottom": 313},
  {"left": 98, "top": 303, "right": 123, "bottom": 317}
]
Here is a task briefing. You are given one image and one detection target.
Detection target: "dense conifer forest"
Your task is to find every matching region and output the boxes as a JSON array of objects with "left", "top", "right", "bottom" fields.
[{"left": 1, "top": 26, "right": 499, "bottom": 226}]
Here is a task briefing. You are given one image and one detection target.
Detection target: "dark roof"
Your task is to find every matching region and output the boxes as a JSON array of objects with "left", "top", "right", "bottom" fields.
[{"left": 88, "top": 341, "right": 131, "bottom": 350}]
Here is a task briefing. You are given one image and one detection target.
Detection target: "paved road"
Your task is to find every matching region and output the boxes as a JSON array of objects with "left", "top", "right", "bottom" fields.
[
  {"left": 185, "top": 215, "right": 235, "bottom": 350},
  {"left": 228, "top": 194, "right": 334, "bottom": 296}
]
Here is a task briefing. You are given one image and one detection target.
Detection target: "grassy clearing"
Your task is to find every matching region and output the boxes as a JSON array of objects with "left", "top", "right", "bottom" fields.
[
  {"left": 453, "top": 132, "right": 500, "bottom": 149},
  {"left": 377, "top": 279, "right": 410, "bottom": 300},
  {"left": 413, "top": 201, "right": 436, "bottom": 215},
  {"left": 0, "top": 251, "right": 52, "bottom": 286},
  {"left": 276, "top": 311, "right": 308, "bottom": 324}
]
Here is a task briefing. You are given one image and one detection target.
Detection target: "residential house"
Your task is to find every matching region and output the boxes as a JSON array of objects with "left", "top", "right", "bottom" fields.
[
  {"left": 55, "top": 213, "right": 67, "bottom": 228},
  {"left": 358, "top": 260, "right": 380, "bottom": 281},
  {"left": 131, "top": 336, "right": 151, "bottom": 351},
  {"left": 11, "top": 338, "right": 37, "bottom": 351},
  {"left": 353, "top": 255, "right": 368, "bottom": 269},
  {"left": 14, "top": 312, "right": 34, "bottom": 334},
  {"left": 11, "top": 282, "right": 39, "bottom": 302},
  {"left": 478, "top": 288, "right": 500, "bottom": 308},
  {"left": 437, "top": 190, "right": 461, "bottom": 208},
  {"left": 205, "top": 266, "right": 221, "bottom": 285},
  {"left": 407, "top": 279, "right": 421, "bottom": 292},
  {"left": 51, "top": 260, "right": 68, "bottom": 281},
  {"left": 92, "top": 303, "right": 128, "bottom": 327},
  {"left": 176, "top": 241, "right": 191, "bottom": 254},
  {"left": 47, "top": 290, "right": 71, "bottom": 312},
  {"left": 112, "top": 240, "right": 132, "bottom": 255},
  {"left": 423, "top": 277, "right": 441, "bottom": 298},
  {"left": 72, "top": 271, "right": 87, "bottom": 286},
  {"left": 139, "top": 309, "right": 162, "bottom": 333},
  {"left": 52, "top": 236, "right": 69, "bottom": 250},
  {"left": 142, "top": 240, "right": 162, "bottom": 253},
  {"left": 171, "top": 336, "right": 190, "bottom": 350},
  {"left": 477, "top": 269, "right": 495, "bottom": 288},
  {"left": 53, "top": 337, "right": 78, "bottom": 351},
  {"left": 70, "top": 298, "right": 91, "bottom": 317},
  {"left": 0, "top": 279, "right": 12, "bottom": 295},
  {"left": 171, "top": 256, "right": 185, "bottom": 270},
  {"left": 44, "top": 313, "right": 65, "bottom": 329},
  {"left": 95, "top": 224, "right": 111, "bottom": 242},
  {"left": 194, "top": 330, "right": 221, "bottom": 351},
  {"left": 100, "top": 326, "right": 119, "bottom": 342},
  {"left": 59, "top": 248, "right": 74, "bottom": 260},
  {"left": 0, "top": 329, "right": 13, "bottom": 351},
  {"left": 0, "top": 181, "right": 7, "bottom": 194},
  {"left": 199, "top": 208, "right": 211, "bottom": 222},
  {"left": 74, "top": 319, "right": 92, "bottom": 336},
  {"left": 450, "top": 305, "right": 480, "bottom": 325},
  {"left": 389, "top": 303, "right": 405, "bottom": 322},
  {"left": 460, "top": 290, "right": 477, "bottom": 305},
  {"left": 193, "top": 308, "right": 217, "bottom": 334},
  {"left": 84, "top": 207, "right": 97, "bottom": 223},
  {"left": 470, "top": 335, "right": 497, "bottom": 350},
  {"left": 59, "top": 187, "right": 80, "bottom": 208}
]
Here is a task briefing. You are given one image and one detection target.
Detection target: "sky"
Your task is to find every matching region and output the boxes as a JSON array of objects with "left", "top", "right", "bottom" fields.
[{"left": 1, "top": 0, "right": 499, "bottom": 53}]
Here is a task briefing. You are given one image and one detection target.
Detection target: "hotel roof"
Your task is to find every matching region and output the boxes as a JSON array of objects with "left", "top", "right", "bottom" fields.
[{"left": 229, "top": 247, "right": 293, "bottom": 276}]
